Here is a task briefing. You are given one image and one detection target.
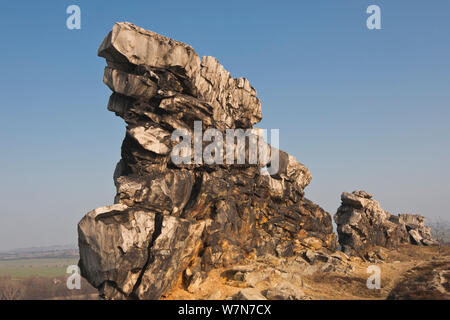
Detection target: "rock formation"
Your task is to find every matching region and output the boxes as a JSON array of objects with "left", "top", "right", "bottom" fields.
[
  {"left": 397, "top": 214, "right": 434, "bottom": 246},
  {"left": 334, "top": 190, "right": 436, "bottom": 256},
  {"left": 78, "top": 22, "right": 336, "bottom": 300}
]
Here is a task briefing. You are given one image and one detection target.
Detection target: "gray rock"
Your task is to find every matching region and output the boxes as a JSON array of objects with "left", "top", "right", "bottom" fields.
[
  {"left": 126, "top": 125, "right": 171, "bottom": 155},
  {"left": 243, "top": 272, "right": 267, "bottom": 288},
  {"left": 270, "top": 149, "right": 311, "bottom": 194},
  {"left": 399, "top": 214, "right": 433, "bottom": 241},
  {"left": 334, "top": 190, "right": 433, "bottom": 256},
  {"left": 104, "top": 67, "right": 158, "bottom": 99},
  {"left": 232, "top": 288, "right": 266, "bottom": 300},
  {"left": 421, "top": 239, "right": 438, "bottom": 246},
  {"left": 78, "top": 22, "right": 338, "bottom": 300},
  {"left": 78, "top": 204, "right": 205, "bottom": 299},
  {"left": 340, "top": 192, "right": 373, "bottom": 209},
  {"left": 264, "top": 281, "right": 305, "bottom": 300},
  {"left": 409, "top": 229, "right": 423, "bottom": 245}
]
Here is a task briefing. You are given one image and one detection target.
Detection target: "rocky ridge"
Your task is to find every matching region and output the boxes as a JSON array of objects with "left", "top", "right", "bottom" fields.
[
  {"left": 334, "top": 190, "right": 436, "bottom": 256},
  {"left": 77, "top": 22, "right": 440, "bottom": 301},
  {"left": 78, "top": 22, "right": 336, "bottom": 300}
]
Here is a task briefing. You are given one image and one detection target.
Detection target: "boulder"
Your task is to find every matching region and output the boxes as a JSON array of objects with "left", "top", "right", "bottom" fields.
[
  {"left": 232, "top": 288, "right": 266, "bottom": 300},
  {"left": 126, "top": 125, "right": 171, "bottom": 155},
  {"left": 114, "top": 170, "right": 195, "bottom": 215},
  {"left": 103, "top": 67, "right": 158, "bottom": 99},
  {"left": 421, "top": 239, "right": 439, "bottom": 246},
  {"left": 399, "top": 214, "right": 433, "bottom": 241},
  {"left": 408, "top": 229, "right": 423, "bottom": 245},
  {"left": 78, "top": 204, "right": 205, "bottom": 299}
]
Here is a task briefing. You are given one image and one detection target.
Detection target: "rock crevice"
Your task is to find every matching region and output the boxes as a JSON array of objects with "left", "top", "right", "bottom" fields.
[{"left": 78, "top": 22, "right": 336, "bottom": 300}]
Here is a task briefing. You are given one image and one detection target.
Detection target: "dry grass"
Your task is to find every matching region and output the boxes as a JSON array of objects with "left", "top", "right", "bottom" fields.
[
  {"left": 163, "top": 244, "right": 450, "bottom": 300},
  {"left": 301, "top": 244, "right": 450, "bottom": 300}
]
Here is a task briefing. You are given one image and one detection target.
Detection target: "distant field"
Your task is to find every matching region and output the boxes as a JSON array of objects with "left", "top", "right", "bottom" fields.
[{"left": 0, "top": 258, "right": 78, "bottom": 278}]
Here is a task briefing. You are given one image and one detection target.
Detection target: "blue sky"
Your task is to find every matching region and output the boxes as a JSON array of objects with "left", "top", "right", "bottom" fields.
[{"left": 0, "top": 0, "right": 449, "bottom": 250}]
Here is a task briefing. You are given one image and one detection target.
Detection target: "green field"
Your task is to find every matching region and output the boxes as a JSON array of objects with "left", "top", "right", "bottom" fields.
[{"left": 0, "top": 258, "right": 79, "bottom": 278}]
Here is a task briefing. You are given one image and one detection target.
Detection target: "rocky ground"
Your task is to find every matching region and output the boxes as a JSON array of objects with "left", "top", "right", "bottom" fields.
[
  {"left": 77, "top": 23, "right": 448, "bottom": 301},
  {"left": 162, "top": 244, "right": 450, "bottom": 300}
]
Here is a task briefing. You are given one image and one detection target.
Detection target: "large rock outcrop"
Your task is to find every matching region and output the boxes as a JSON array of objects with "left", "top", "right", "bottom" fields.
[
  {"left": 334, "top": 190, "right": 436, "bottom": 256},
  {"left": 78, "top": 22, "right": 336, "bottom": 300}
]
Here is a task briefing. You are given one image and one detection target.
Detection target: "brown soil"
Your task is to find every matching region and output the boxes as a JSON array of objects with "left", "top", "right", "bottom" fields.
[{"left": 162, "top": 244, "right": 450, "bottom": 300}]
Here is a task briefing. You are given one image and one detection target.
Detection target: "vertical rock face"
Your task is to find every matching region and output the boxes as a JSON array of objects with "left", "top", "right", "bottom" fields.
[
  {"left": 78, "top": 22, "right": 336, "bottom": 300},
  {"left": 334, "top": 191, "right": 436, "bottom": 256}
]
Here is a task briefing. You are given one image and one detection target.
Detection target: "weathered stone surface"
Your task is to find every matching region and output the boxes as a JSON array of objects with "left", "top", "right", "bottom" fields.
[
  {"left": 78, "top": 204, "right": 205, "bottom": 299},
  {"left": 409, "top": 229, "right": 423, "bottom": 245},
  {"left": 399, "top": 214, "right": 433, "bottom": 245},
  {"left": 78, "top": 22, "right": 337, "bottom": 300},
  {"left": 127, "top": 125, "right": 171, "bottom": 155},
  {"left": 103, "top": 67, "right": 158, "bottom": 99},
  {"left": 98, "top": 23, "right": 201, "bottom": 86},
  {"left": 98, "top": 22, "right": 262, "bottom": 130},
  {"left": 334, "top": 190, "right": 436, "bottom": 256},
  {"left": 232, "top": 288, "right": 266, "bottom": 300},
  {"left": 422, "top": 239, "right": 439, "bottom": 246},
  {"left": 132, "top": 217, "right": 205, "bottom": 299},
  {"left": 114, "top": 170, "right": 195, "bottom": 215},
  {"left": 210, "top": 248, "right": 353, "bottom": 299}
]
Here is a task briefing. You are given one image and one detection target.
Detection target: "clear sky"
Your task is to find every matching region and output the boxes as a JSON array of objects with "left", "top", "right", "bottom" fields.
[{"left": 0, "top": 0, "right": 449, "bottom": 251}]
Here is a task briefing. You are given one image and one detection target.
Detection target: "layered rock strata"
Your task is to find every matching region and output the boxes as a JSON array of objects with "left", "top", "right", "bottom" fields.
[
  {"left": 334, "top": 190, "right": 436, "bottom": 256},
  {"left": 78, "top": 22, "right": 336, "bottom": 300}
]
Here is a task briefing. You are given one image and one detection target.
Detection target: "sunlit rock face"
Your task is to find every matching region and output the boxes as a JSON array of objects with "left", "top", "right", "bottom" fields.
[
  {"left": 334, "top": 190, "right": 437, "bottom": 256},
  {"left": 78, "top": 22, "right": 336, "bottom": 300}
]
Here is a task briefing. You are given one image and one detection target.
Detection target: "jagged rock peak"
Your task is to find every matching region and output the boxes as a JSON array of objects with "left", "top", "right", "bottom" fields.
[
  {"left": 98, "top": 22, "right": 262, "bottom": 130},
  {"left": 334, "top": 191, "right": 437, "bottom": 257},
  {"left": 78, "top": 23, "right": 336, "bottom": 300}
]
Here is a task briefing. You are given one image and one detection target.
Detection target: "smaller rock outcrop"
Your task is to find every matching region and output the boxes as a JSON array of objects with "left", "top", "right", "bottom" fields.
[{"left": 334, "top": 191, "right": 436, "bottom": 256}]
